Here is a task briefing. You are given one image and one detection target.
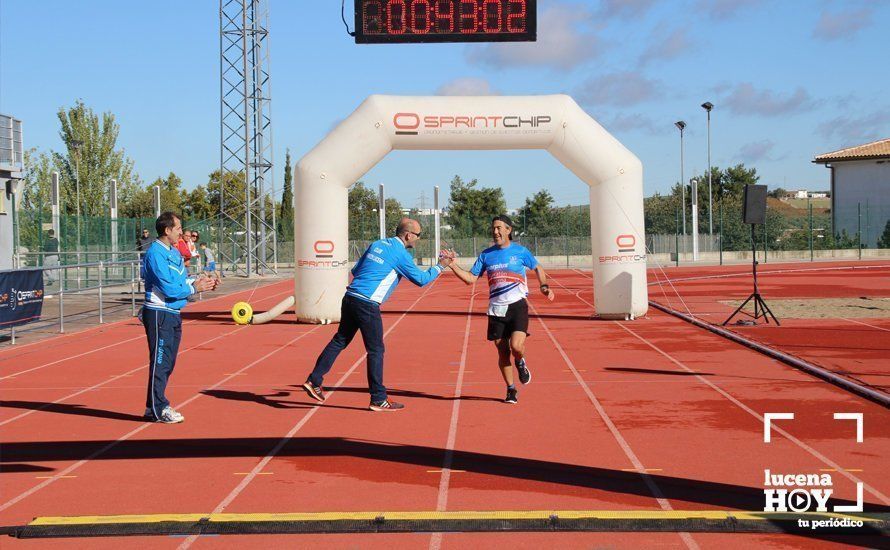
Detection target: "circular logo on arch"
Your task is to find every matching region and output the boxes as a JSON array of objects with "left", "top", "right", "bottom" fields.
[
  {"left": 314, "top": 240, "right": 335, "bottom": 257},
  {"left": 616, "top": 234, "right": 636, "bottom": 251},
  {"left": 393, "top": 112, "right": 420, "bottom": 135}
]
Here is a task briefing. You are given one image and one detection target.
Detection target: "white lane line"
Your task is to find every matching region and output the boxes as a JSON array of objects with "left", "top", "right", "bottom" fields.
[
  {"left": 648, "top": 263, "right": 890, "bottom": 286},
  {"left": 0, "top": 288, "right": 295, "bottom": 427},
  {"left": 0, "top": 280, "right": 290, "bottom": 358},
  {"left": 2, "top": 333, "right": 166, "bottom": 380},
  {"left": 0, "top": 325, "right": 320, "bottom": 513},
  {"left": 527, "top": 299, "right": 698, "bottom": 550},
  {"left": 840, "top": 317, "right": 890, "bottom": 332},
  {"left": 552, "top": 275, "right": 890, "bottom": 506},
  {"left": 429, "top": 283, "right": 478, "bottom": 550},
  {"left": 0, "top": 287, "right": 293, "bottom": 379},
  {"left": 177, "top": 282, "right": 440, "bottom": 550},
  {"left": 0, "top": 325, "right": 243, "bottom": 428}
]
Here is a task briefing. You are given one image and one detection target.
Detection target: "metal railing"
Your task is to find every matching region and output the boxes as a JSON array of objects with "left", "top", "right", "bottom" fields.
[{"left": 5, "top": 259, "right": 142, "bottom": 345}]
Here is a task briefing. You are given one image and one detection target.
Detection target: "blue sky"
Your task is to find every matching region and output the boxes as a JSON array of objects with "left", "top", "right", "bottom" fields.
[{"left": 2, "top": 1, "right": 888, "bottom": 209}]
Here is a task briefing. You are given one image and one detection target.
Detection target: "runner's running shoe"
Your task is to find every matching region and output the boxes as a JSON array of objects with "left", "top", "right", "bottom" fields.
[
  {"left": 516, "top": 358, "right": 531, "bottom": 385},
  {"left": 505, "top": 387, "right": 518, "bottom": 404}
]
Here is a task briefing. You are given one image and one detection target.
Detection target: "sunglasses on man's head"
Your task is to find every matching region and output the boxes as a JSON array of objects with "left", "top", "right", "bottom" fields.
[{"left": 408, "top": 231, "right": 421, "bottom": 238}]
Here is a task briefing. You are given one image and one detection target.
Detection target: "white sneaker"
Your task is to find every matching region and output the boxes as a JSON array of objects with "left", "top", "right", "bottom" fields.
[{"left": 157, "top": 406, "right": 184, "bottom": 424}]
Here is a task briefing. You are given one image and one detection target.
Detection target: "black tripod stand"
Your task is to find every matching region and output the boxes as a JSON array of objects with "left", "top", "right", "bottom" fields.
[{"left": 723, "top": 224, "right": 780, "bottom": 326}]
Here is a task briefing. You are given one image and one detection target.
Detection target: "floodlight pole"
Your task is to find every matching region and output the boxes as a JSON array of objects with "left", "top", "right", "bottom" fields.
[
  {"left": 702, "top": 101, "right": 714, "bottom": 237},
  {"left": 675, "top": 121, "right": 687, "bottom": 247}
]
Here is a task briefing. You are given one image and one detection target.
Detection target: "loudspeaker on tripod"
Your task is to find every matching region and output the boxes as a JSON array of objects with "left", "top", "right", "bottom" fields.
[{"left": 742, "top": 184, "right": 768, "bottom": 225}]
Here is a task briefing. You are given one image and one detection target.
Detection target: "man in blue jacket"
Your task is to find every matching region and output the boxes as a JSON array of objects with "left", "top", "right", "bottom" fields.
[
  {"left": 142, "top": 212, "right": 218, "bottom": 423},
  {"left": 302, "top": 218, "right": 452, "bottom": 411}
]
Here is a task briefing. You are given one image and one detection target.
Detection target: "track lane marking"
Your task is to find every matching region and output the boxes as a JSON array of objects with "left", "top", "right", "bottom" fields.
[
  {"left": 0, "top": 324, "right": 322, "bottom": 513},
  {"left": 553, "top": 272, "right": 890, "bottom": 507},
  {"left": 177, "top": 281, "right": 442, "bottom": 550},
  {"left": 0, "top": 286, "right": 293, "bottom": 379},
  {"left": 0, "top": 291, "right": 294, "bottom": 428},
  {"left": 840, "top": 317, "right": 890, "bottom": 332},
  {"left": 0, "top": 279, "right": 291, "bottom": 358},
  {"left": 527, "top": 297, "right": 698, "bottom": 550},
  {"left": 429, "top": 282, "right": 478, "bottom": 550}
]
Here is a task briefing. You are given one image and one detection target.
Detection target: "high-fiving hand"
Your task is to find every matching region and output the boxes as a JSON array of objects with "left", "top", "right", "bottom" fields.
[{"left": 437, "top": 248, "right": 457, "bottom": 268}]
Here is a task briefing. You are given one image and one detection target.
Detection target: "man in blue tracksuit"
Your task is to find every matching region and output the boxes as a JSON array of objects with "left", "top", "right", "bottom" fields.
[
  {"left": 302, "top": 218, "right": 452, "bottom": 411},
  {"left": 142, "top": 212, "right": 218, "bottom": 423}
]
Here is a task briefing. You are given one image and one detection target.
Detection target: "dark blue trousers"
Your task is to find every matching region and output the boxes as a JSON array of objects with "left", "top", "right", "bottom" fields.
[
  {"left": 308, "top": 295, "right": 386, "bottom": 402},
  {"left": 142, "top": 308, "right": 183, "bottom": 417}
]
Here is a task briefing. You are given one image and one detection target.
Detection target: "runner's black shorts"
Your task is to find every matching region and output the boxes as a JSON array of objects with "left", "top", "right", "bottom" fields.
[{"left": 487, "top": 299, "right": 529, "bottom": 341}]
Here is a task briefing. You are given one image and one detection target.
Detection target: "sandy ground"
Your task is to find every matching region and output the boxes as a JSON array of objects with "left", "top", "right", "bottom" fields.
[{"left": 720, "top": 297, "right": 890, "bottom": 319}]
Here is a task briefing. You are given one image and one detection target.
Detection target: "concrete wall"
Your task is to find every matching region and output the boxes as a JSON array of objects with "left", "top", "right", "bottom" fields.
[{"left": 833, "top": 159, "right": 890, "bottom": 247}]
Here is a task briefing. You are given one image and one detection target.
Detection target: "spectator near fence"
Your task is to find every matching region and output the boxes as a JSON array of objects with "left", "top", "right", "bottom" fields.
[
  {"left": 176, "top": 230, "right": 192, "bottom": 268},
  {"left": 188, "top": 231, "right": 201, "bottom": 272},
  {"left": 137, "top": 228, "right": 154, "bottom": 258},
  {"left": 43, "top": 229, "right": 60, "bottom": 284}
]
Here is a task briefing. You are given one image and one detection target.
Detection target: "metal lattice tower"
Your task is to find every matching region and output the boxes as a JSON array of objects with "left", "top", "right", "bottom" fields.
[{"left": 219, "top": 0, "right": 277, "bottom": 276}]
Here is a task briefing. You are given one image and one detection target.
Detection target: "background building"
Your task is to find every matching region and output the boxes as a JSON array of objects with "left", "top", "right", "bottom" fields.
[
  {"left": 0, "top": 114, "right": 24, "bottom": 270},
  {"left": 814, "top": 138, "right": 890, "bottom": 247}
]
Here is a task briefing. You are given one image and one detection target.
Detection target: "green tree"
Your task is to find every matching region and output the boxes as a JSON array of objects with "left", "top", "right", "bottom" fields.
[
  {"left": 21, "top": 148, "right": 54, "bottom": 213},
  {"left": 348, "top": 181, "right": 377, "bottom": 240},
  {"left": 516, "top": 189, "right": 556, "bottom": 237},
  {"left": 384, "top": 197, "right": 404, "bottom": 235},
  {"left": 279, "top": 149, "right": 294, "bottom": 237},
  {"left": 53, "top": 100, "right": 141, "bottom": 216},
  {"left": 644, "top": 190, "right": 683, "bottom": 235},
  {"left": 446, "top": 175, "right": 506, "bottom": 237},
  {"left": 119, "top": 184, "right": 155, "bottom": 218},
  {"left": 151, "top": 172, "right": 186, "bottom": 216},
  {"left": 877, "top": 220, "right": 890, "bottom": 248},
  {"left": 184, "top": 185, "right": 213, "bottom": 220},
  {"left": 207, "top": 169, "right": 247, "bottom": 221},
  {"left": 721, "top": 164, "right": 759, "bottom": 200}
]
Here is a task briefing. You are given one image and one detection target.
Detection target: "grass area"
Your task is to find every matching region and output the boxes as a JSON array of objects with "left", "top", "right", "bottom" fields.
[{"left": 784, "top": 198, "right": 831, "bottom": 209}]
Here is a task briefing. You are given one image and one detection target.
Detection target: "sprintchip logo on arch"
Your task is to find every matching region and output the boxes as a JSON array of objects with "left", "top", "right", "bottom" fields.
[{"left": 393, "top": 112, "right": 553, "bottom": 135}]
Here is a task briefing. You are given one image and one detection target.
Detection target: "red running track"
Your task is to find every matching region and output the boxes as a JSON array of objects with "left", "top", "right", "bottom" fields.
[
  {"left": 1, "top": 272, "right": 888, "bottom": 549},
  {"left": 645, "top": 260, "right": 890, "bottom": 394}
]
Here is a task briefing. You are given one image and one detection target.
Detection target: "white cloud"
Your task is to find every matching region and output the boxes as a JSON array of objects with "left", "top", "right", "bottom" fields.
[
  {"left": 696, "top": 0, "right": 763, "bottom": 20},
  {"left": 813, "top": 9, "right": 872, "bottom": 41},
  {"left": 603, "top": 113, "right": 666, "bottom": 135},
  {"left": 817, "top": 109, "right": 890, "bottom": 144},
  {"left": 737, "top": 140, "right": 780, "bottom": 163},
  {"left": 435, "top": 78, "right": 496, "bottom": 96},
  {"left": 638, "top": 27, "right": 693, "bottom": 67},
  {"left": 467, "top": 4, "right": 601, "bottom": 71},
  {"left": 597, "top": 0, "right": 658, "bottom": 19},
  {"left": 576, "top": 72, "right": 662, "bottom": 107},
  {"left": 723, "top": 83, "right": 818, "bottom": 116}
]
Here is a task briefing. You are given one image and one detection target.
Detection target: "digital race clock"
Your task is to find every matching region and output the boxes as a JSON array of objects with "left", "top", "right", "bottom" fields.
[{"left": 354, "top": 0, "right": 537, "bottom": 44}]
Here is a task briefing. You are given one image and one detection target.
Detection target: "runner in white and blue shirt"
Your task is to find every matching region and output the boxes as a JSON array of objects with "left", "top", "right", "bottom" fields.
[
  {"left": 303, "top": 218, "right": 452, "bottom": 411},
  {"left": 446, "top": 215, "right": 551, "bottom": 404}
]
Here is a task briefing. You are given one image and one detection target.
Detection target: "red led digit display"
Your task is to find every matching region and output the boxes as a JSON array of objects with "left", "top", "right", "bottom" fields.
[{"left": 355, "top": 0, "right": 536, "bottom": 43}]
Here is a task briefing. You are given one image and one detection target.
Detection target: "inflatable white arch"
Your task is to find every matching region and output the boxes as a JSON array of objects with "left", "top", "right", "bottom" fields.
[{"left": 289, "top": 94, "right": 647, "bottom": 323}]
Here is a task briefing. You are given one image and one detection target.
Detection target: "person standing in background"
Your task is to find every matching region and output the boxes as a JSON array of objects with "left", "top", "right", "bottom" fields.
[{"left": 43, "top": 229, "right": 60, "bottom": 284}]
